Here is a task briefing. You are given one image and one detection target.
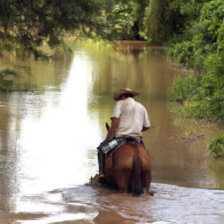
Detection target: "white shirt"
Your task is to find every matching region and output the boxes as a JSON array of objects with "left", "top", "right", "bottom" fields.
[{"left": 111, "top": 97, "right": 150, "bottom": 138}]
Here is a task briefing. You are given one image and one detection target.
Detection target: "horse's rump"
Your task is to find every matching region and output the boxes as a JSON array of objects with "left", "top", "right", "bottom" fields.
[{"left": 104, "top": 142, "right": 151, "bottom": 196}]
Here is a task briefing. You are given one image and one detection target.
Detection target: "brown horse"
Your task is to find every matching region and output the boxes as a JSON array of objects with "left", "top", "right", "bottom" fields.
[{"left": 104, "top": 123, "right": 151, "bottom": 196}]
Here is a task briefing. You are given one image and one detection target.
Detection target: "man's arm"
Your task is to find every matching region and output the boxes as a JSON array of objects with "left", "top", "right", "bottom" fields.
[
  {"left": 142, "top": 107, "right": 150, "bottom": 132},
  {"left": 107, "top": 117, "right": 119, "bottom": 141}
]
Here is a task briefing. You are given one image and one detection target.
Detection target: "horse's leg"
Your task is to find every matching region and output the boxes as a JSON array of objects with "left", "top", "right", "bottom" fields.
[{"left": 142, "top": 170, "right": 151, "bottom": 194}]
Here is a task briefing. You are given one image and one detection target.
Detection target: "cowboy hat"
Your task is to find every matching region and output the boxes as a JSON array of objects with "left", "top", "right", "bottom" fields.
[{"left": 114, "top": 88, "right": 139, "bottom": 101}]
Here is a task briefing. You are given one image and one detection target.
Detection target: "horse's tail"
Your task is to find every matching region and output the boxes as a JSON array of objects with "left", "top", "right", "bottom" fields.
[{"left": 131, "top": 153, "right": 143, "bottom": 197}]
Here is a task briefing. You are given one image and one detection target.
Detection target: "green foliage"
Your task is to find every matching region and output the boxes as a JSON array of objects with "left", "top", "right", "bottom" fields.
[
  {"left": 167, "top": 41, "right": 194, "bottom": 68},
  {"left": 0, "top": 0, "right": 151, "bottom": 56},
  {"left": 168, "top": 74, "right": 199, "bottom": 101},
  {"left": 184, "top": 94, "right": 224, "bottom": 120},
  {"left": 140, "top": 0, "right": 207, "bottom": 44},
  {"left": 209, "top": 133, "right": 224, "bottom": 158},
  {"left": 102, "top": 2, "right": 136, "bottom": 40},
  {"left": 0, "top": 0, "right": 105, "bottom": 58},
  {"left": 168, "top": 0, "right": 224, "bottom": 122},
  {"left": 142, "top": 0, "right": 166, "bottom": 43},
  {"left": 170, "top": 58, "right": 224, "bottom": 120},
  {"left": 167, "top": 0, "right": 224, "bottom": 67},
  {"left": 102, "top": 0, "right": 147, "bottom": 40}
]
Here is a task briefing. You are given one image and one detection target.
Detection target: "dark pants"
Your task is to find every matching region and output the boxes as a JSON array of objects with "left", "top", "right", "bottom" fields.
[{"left": 97, "top": 139, "right": 109, "bottom": 175}]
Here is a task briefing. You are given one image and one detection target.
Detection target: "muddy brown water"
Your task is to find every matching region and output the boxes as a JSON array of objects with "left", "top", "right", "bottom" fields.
[{"left": 0, "top": 41, "right": 224, "bottom": 224}]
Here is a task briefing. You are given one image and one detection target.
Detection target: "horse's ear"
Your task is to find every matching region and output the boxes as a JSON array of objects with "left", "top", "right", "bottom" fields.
[{"left": 106, "top": 122, "right": 110, "bottom": 131}]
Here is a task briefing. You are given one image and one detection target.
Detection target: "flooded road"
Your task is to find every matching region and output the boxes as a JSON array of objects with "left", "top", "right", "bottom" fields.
[{"left": 0, "top": 41, "right": 224, "bottom": 223}]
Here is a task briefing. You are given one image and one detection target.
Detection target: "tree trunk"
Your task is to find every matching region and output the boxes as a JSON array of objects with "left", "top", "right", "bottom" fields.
[{"left": 147, "top": 0, "right": 166, "bottom": 44}]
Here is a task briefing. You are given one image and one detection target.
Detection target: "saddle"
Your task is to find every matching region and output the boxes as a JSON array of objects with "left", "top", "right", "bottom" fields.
[{"left": 107, "top": 136, "right": 143, "bottom": 157}]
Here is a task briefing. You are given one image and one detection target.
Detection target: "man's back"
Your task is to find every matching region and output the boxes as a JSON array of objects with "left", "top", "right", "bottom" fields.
[{"left": 112, "top": 97, "right": 150, "bottom": 138}]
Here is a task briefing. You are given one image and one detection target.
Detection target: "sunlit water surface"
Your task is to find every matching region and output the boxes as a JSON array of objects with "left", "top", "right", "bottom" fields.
[{"left": 0, "top": 41, "right": 224, "bottom": 223}]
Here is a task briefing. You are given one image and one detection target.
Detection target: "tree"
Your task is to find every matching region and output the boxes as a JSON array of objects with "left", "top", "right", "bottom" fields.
[
  {"left": 0, "top": 0, "right": 105, "bottom": 58},
  {"left": 143, "top": 0, "right": 166, "bottom": 43}
]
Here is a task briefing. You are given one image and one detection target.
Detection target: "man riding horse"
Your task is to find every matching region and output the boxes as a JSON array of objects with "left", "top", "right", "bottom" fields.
[{"left": 97, "top": 88, "right": 151, "bottom": 180}]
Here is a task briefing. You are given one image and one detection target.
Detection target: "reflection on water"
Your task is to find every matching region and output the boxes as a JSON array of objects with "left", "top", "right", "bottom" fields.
[{"left": 0, "top": 41, "right": 224, "bottom": 223}]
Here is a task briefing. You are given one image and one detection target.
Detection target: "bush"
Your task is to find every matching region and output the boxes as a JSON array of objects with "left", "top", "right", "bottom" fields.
[
  {"left": 209, "top": 133, "right": 224, "bottom": 158},
  {"left": 167, "top": 41, "right": 195, "bottom": 67},
  {"left": 168, "top": 0, "right": 224, "bottom": 121},
  {"left": 166, "top": 0, "right": 224, "bottom": 157},
  {"left": 168, "top": 74, "right": 199, "bottom": 102}
]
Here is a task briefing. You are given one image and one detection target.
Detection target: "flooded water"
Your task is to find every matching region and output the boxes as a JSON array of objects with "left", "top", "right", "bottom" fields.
[{"left": 0, "top": 41, "right": 224, "bottom": 224}]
